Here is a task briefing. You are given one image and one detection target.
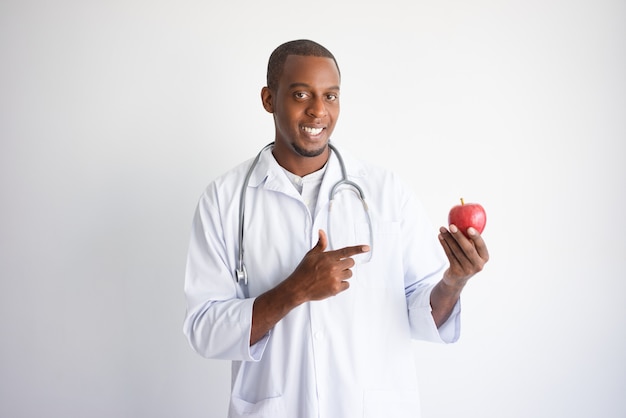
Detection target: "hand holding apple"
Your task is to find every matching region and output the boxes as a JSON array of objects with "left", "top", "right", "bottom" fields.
[
  {"left": 448, "top": 198, "right": 487, "bottom": 238},
  {"left": 433, "top": 199, "right": 490, "bottom": 328}
]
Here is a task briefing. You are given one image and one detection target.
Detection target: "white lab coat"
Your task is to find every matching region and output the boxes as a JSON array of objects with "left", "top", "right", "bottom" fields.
[{"left": 183, "top": 145, "right": 460, "bottom": 418}]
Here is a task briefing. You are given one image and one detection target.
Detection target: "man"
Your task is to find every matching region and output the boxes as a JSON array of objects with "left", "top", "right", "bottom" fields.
[{"left": 184, "top": 39, "right": 489, "bottom": 418}]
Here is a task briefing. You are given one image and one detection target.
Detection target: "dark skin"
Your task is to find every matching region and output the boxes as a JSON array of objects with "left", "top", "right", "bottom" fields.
[
  {"left": 251, "top": 55, "right": 489, "bottom": 345},
  {"left": 432, "top": 225, "right": 489, "bottom": 327},
  {"left": 260, "top": 55, "right": 339, "bottom": 176}
]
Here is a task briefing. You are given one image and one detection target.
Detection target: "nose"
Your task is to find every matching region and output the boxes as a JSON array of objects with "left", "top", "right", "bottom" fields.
[{"left": 306, "top": 96, "right": 327, "bottom": 118}]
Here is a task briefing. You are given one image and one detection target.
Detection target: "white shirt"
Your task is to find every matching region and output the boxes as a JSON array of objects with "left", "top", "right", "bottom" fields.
[
  {"left": 183, "top": 145, "right": 460, "bottom": 418},
  {"left": 281, "top": 163, "right": 326, "bottom": 217}
]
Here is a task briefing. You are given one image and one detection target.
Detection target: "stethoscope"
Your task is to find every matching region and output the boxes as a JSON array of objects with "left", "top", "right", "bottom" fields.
[{"left": 235, "top": 142, "right": 373, "bottom": 296}]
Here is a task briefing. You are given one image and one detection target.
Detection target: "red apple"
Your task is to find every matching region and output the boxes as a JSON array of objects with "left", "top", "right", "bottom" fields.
[{"left": 448, "top": 198, "right": 487, "bottom": 237}]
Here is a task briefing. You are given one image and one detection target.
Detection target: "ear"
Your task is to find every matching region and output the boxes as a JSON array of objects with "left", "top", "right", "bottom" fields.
[{"left": 261, "top": 87, "right": 274, "bottom": 113}]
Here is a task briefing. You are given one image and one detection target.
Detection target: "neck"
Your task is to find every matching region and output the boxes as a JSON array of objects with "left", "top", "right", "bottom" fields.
[{"left": 272, "top": 144, "right": 330, "bottom": 177}]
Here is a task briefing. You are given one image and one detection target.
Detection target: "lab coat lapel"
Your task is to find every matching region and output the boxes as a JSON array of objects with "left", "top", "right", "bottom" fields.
[
  {"left": 248, "top": 146, "right": 301, "bottom": 200},
  {"left": 317, "top": 150, "right": 342, "bottom": 213},
  {"left": 316, "top": 145, "right": 366, "bottom": 216}
]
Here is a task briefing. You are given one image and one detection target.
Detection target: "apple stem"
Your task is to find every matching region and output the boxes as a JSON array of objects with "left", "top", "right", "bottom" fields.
[{"left": 460, "top": 197, "right": 465, "bottom": 205}]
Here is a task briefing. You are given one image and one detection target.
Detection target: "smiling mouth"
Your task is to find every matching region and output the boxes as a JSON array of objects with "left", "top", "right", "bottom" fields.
[{"left": 301, "top": 126, "right": 324, "bottom": 136}]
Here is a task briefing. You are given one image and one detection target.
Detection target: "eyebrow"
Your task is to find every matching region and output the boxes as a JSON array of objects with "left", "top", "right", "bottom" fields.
[{"left": 288, "top": 82, "right": 340, "bottom": 90}]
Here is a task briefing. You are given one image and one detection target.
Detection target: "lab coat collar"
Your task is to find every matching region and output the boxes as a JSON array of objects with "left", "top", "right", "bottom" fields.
[{"left": 247, "top": 143, "right": 367, "bottom": 194}]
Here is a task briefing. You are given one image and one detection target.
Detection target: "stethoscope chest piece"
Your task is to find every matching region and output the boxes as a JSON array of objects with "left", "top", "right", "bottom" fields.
[{"left": 235, "top": 264, "right": 247, "bottom": 285}]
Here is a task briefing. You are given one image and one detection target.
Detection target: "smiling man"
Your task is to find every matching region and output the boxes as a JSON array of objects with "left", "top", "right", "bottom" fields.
[
  {"left": 183, "top": 39, "right": 489, "bottom": 418},
  {"left": 261, "top": 51, "right": 341, "bottom": 173}
]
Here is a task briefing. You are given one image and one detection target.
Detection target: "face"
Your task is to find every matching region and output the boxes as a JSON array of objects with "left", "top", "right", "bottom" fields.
[{"left": 261, "top": 55, "right": 340, "bottom": 175}]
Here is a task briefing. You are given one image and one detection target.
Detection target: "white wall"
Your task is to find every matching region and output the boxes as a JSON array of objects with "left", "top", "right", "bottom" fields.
[{"left": 1, "top": 0, "right": 624, "bottom": 417}]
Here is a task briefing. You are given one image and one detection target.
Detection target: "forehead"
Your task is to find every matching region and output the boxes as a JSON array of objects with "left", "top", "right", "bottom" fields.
[{"left": 278, "top": 55, "right": 341, "bottom": 89}]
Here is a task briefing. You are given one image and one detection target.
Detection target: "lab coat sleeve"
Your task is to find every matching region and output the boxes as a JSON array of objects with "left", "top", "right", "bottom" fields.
[
  {"left": 401, "top": 185, "right": 461, "bottom": 344},
  {"left": 406, "top": 281, "right": 461, "bottom": 343},
  {"left": 183, "top": 188, "right": 270, "bottom": 361}
]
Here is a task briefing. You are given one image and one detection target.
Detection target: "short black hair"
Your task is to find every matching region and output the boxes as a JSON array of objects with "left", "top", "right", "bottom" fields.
[{"left": 266, "top": 39, "right": 340, "bottom": 90}]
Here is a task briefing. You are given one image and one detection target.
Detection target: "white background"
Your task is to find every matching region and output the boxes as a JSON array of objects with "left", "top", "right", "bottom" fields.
[{"left": 1, "top": 0, "right": 625, "bottom": 417}]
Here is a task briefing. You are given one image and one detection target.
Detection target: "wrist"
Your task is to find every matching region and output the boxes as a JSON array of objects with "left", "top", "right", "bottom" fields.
[
  {"left": 276, "top": 275, "right": 308, "bottom": 309},
  {"left": 441, "top": 272, "right": 468, "bottom": 293}
]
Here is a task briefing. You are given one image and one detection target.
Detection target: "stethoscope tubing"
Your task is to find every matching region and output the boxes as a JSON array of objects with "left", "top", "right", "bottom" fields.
[
  {"left": 236, "top": 142, "right": 273, "bottom": 288},
  {"left": 235, "top": 142, "right": 372, "bottom": 297}
]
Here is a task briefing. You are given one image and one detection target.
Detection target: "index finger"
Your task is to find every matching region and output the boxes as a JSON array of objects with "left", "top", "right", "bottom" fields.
[{"left": 331, "top": 244, "right": 371, "bottom": 260}]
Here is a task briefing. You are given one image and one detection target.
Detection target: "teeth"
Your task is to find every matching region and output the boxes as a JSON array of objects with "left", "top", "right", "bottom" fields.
[{"left": 302, "top": 126, "right": 323, "bottom": 135}]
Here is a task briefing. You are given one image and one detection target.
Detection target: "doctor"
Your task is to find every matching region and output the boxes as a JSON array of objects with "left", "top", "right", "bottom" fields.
[{"left": 183, "top": 39, "right": 489, "bottom": 418}]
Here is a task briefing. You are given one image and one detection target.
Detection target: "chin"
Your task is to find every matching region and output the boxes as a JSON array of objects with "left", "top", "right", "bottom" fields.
[{"left": 292, "top": 141, "right": 328, "bottom": 158}]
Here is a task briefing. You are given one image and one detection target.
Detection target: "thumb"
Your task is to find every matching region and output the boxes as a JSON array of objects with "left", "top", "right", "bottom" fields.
[{"left": 312, "top": 229, "right": 328, "bottom": 253}]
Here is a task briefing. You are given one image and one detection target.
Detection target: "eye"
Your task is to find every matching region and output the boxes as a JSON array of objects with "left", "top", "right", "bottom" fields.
[
  {"left": 293, "top": 92, "right": 309, "bottom": 100},
  {"left": 326, "top": 93, "right": 338, "bottom": 101}
]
